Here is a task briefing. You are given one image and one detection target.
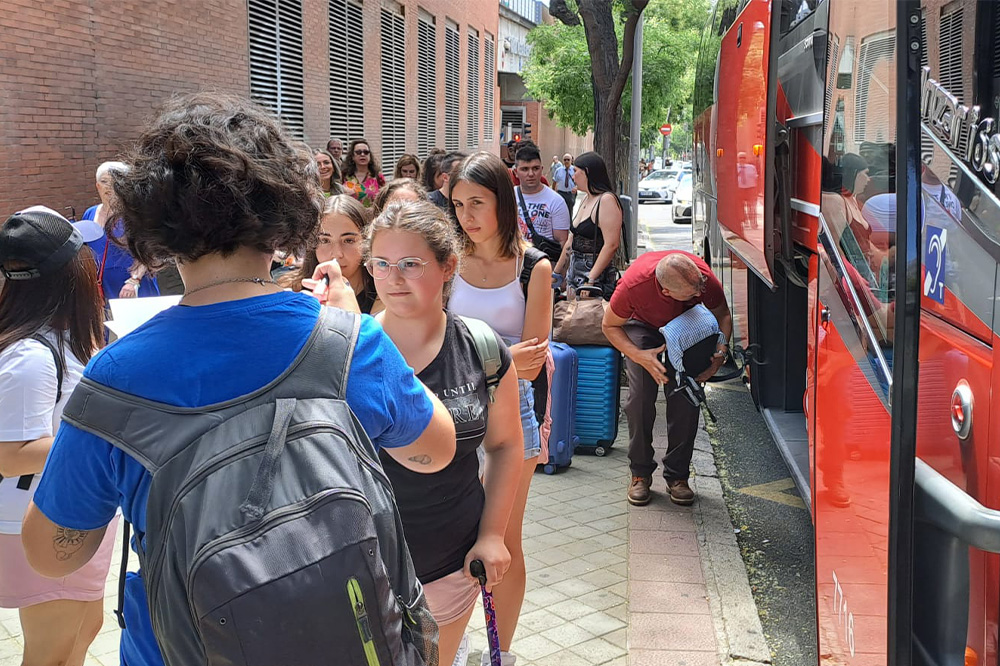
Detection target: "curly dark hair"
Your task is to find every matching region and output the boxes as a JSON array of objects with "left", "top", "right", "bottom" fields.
[
  {"left": 342, "top": 138, "right": 381, "bottom": 181},
  {"left": 110, "top": 92, "right": 323, "bottom": 266}
]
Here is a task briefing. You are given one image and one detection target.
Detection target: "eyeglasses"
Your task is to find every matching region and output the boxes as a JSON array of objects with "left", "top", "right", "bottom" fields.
[
  {"left": 354, "top": 149, "right": 371, "bottom": 156},
  {"left": 365, "top": 257, "right": 429, "bottom": 280}
]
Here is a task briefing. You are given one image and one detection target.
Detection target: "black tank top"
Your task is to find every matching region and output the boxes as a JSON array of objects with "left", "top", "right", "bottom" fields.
[{"left": 572, "top": 198, "right": 603, "bottom": 255}]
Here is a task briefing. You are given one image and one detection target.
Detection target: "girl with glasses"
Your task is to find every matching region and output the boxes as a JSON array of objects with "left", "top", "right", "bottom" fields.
[
  {"left": 283, "top": 194, "right": 382, "bottom": 314},
  {"left": 447, "top": 152, "right": 553, "bottom": 666},
  {"left": 342, "top": 138, "right": 385, "bottom": 209},
  {"left": 367, "top": 200, "right": 523, "bottom": 666}
]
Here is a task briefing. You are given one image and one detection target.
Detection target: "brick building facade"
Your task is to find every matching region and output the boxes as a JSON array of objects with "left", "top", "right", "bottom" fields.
[{"left": 0, "top": 0, "right": 499, "bottom": 217}]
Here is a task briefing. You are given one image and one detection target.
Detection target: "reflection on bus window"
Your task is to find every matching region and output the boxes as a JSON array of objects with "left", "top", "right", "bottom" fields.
[{"left": 779, "top": 0, "right": 823, "bottom": 36}]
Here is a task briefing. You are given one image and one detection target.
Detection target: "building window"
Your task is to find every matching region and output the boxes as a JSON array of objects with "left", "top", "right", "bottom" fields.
[
  {"left": 484, "top": 34, "right": 495, "bottom": 143},
  {"left": 467, "top": 28, "right": 480, "bottom": 149},
  {"left": 417, "top": 13, "right": 437, "bottom": 157},
  {"left": 854, "top": 32, "right": 894, "bottom": 142},
  {"left": 248, "top": 0, "right": 305, "bottom": 138},
  {"left": 329, "top": 0, "right": 365, "bottom": 144},
  {"left": 380, "top": 6, "right": 406, "bottom": 175},
  {"left": 445, "top": 22, "right": 460, "bottom": 151}
]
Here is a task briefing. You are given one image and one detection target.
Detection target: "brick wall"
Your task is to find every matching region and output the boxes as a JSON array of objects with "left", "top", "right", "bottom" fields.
[{"left": 0, "top": 0, "right": 499, "bottom": 218}]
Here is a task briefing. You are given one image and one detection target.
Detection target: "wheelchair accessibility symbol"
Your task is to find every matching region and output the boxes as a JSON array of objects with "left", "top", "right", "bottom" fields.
[{"left": 924, "top": 225, "right": 947, "bottom": 304}]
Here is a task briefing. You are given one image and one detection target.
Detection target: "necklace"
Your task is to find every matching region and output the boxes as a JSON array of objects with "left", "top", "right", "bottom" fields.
[{"left": 183, "top": 276, "right": 278, "bottom": 297}]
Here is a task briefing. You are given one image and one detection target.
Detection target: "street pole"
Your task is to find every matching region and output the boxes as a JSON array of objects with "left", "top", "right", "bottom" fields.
[
  {"left": 628, "top": 13, "right": 644, "bottom": 242},
  {"left": 661, "top": 106, "right": 670, "bottom": 166}
]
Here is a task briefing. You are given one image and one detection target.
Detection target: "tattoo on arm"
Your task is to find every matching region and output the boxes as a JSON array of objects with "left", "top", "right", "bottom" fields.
[
  {"left": 53, "top": 527, "right": 89, "bottom": 561},
  {"left": 407, "top": 454, "right": 433, "bottom": 466}
]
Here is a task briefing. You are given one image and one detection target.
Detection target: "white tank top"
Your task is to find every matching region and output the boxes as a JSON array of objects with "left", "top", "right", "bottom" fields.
[{"left": 449, "top": 260, "right": 526, "bottom": 345}]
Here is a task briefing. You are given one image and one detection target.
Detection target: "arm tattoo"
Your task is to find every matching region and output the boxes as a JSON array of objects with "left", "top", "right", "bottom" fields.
[
  {"left": 407, "top": 454, "right": 433, "bottom": 465},
  {"left": 53, "top": 527, "right": 89, "bottom": 561}
]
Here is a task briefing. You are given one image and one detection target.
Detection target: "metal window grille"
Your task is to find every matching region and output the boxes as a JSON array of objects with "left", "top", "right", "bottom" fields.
[
  {"left": 380, "top": 7, "right": 406, "bottom": 175},
  {"left": 854, "top": 33, "right": 894, "bottom": 142},
  {"left": 919, "top": 11, "right": 928, "bottom": 69},
  {"left": 938, "top": 7, "right": 964, "bottom": 99},
  {"left": 445, "top": 25, "right": 460, "bottom": 151},
  {"left": 824, "top": 36, "right": 840, "bottom": 130},
  {"left": 248, "top": 0, "right": 305, "bottom": 138},
  {"left": 484, "top": 36, "right": 495, "bottom": 142},
  {"left": 467, "top": 29, "right": 480, "bottom": 150},
  {"left": 501, "top": 108, "right": 524, "bottom": 139},
  {"left": 417, "top": 16, "right": 437, "bottom": 157},
  {"left": 329, "top": 0, "right": 365, "bottom": 143}
]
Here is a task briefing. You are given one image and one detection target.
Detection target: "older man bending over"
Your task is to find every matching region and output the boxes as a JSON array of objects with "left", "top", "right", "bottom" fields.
[{"left": 602, "top": 251, "right": 732, "bottom": 506}]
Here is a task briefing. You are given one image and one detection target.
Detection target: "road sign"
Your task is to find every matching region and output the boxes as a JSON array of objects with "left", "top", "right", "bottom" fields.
[{"left": 660, "top": 123, "right": 672, "bottom": 136}]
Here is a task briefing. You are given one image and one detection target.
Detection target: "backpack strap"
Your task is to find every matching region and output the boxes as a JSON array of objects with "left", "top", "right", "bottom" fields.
[
  {"left": 519, "top": 246, "right": 547, "bottom": 300},
  {"left": 114, "top": 520, "right": 131, "bottom": 629},
  {"left": 30, "top": 334, "right": 64, "bottom": 402},
  {"left": 459, "top": 316, "right": 502, "bottom": 403}
]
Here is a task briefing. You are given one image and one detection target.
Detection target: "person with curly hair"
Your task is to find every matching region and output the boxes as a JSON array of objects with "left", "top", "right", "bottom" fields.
[
  {"left": 342, "top": 138, "right": 385, "bottom": 208},
  {"left": 20, "top": 92, "right": 457, "bottom": 666},
  {"left": 393, "top": 153, "right": 421, "bottom": 181}
]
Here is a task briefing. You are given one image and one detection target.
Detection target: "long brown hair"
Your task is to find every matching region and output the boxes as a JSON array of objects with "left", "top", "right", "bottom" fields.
[
  {"left": 0, "top": 246, "right": 105, "bottom": 364},
  {"left": 283, "top": 195, "right": 375, "bottom": 295},
  {"left": 449, "top": 152, "right": 524, "bottom": 259},
  {"left": 393, "top": 154, "right": 421, "bottom": 180}
]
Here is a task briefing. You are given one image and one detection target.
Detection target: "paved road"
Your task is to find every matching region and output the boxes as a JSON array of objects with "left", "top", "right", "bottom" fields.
[{"left": 636, "top": 200, "right": 691, "bottom": 253}]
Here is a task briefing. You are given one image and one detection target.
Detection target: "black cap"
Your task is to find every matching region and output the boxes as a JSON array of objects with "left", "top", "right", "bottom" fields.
[{"left": 0, "top": 206, "right": 84, "bottom": 280}]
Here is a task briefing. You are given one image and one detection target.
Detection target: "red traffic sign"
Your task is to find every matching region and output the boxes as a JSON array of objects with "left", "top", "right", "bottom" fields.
[{"left": 660, "top": 123, "right": 672, "bottom": 136}]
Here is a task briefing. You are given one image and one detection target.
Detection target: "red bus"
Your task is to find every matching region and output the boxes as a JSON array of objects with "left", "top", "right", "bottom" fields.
[{"left": 692, "top": 0, "right": 1000, "bottom": 663}]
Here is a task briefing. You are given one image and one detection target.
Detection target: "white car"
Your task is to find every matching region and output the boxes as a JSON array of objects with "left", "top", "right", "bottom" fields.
[
  {"left": 672, "top": 173, "right": 693, "bottom": 224},
  {"left": 638, "top": 169, "right": 680, "bottom": 203}
]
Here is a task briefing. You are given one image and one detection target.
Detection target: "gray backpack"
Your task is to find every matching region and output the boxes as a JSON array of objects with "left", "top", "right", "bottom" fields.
[{"left": 62, "top": 307, "right": 438, "bottom": 666}]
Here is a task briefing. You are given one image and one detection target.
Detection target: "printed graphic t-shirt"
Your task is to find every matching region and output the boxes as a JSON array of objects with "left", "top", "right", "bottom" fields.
[
  {"left": 515, "top": 186, "right": 571, "bottom": 242},
  {"left": 32, "top": 292, "right": 434, "bottom": 666},
  {"left": 379, "top": 312, "right": 512, "bottom": 583}
]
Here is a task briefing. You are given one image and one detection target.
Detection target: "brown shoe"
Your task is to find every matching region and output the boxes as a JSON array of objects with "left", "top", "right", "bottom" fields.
[
  {"left": 667, "top": 479, "right": 695, "bottom": 505},
  {"left": 627, "top": 476, "right": 652, "bottom": 506}
]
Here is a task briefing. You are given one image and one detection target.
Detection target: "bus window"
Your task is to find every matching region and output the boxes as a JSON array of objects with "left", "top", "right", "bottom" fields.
[{"left": 779, "top": 0, "right": 824, "bottom": 37}]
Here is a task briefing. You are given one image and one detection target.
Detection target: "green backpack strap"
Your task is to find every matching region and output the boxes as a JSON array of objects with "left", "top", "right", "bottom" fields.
[{"left": 459, "top": 316, "right": 502, "bottom": 403}]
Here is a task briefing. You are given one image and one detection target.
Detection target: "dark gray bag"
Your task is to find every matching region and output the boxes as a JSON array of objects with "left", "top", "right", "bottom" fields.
[{"left": 62, "top": 307, "right": 438, "bottom": 666}]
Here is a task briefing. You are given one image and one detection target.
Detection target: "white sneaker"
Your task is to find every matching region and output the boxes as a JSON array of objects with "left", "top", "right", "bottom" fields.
[
  {"left": 480, "top": 649, "right": 517, "bottom": 666},
  {"left": 452, "top": 634, "right": 469, "bottom": 666}
]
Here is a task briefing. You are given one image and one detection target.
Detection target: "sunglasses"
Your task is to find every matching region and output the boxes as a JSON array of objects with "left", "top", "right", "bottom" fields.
[
  {"left": 365, "top": 257, "right": 429, "bottom": 280},
  {"left": 354, "top": 149, "right": 371, "bottom": 156}
]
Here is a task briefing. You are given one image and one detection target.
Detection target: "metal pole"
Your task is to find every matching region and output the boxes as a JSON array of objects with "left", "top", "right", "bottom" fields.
[{"left": 628, "top": 13, "right": 644, "bottom": 234}]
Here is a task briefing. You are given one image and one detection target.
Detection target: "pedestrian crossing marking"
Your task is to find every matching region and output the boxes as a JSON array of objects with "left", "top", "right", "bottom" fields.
[{"left": 736, "top": 478, "right": 806, "bottom": 509}]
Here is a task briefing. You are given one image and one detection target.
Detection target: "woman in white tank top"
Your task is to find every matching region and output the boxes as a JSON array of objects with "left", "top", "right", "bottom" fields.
[{"left": 448, "top": 152, "right": 552, "bottom": 666}]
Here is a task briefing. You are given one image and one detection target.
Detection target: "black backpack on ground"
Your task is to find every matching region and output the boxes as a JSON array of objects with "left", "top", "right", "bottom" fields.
[{"left": 62, "top": 307, "right": 438, "bottom": 666}]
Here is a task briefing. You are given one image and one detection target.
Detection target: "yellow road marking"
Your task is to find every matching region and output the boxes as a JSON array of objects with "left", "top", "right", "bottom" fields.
[{"left": 737, "top": 478, "right": 806, "bottom": 510}]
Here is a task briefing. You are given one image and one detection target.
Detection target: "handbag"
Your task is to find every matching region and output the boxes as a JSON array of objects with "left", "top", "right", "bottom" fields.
[
  {"left": 552, "top": 286, "right": 611, "bottom": 346},
  {"left": 516, "top": 188, "right": 563, "bottom": 263}
]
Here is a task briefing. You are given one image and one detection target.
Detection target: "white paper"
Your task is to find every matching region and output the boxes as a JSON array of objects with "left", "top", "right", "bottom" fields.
[{"left": 105, "top": 296, "right": 182, "bottom": 338}]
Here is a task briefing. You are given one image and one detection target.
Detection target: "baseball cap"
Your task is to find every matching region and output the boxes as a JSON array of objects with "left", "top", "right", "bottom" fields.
[{"left": 0, "top": 206, "right": 84, "bottom": 280}]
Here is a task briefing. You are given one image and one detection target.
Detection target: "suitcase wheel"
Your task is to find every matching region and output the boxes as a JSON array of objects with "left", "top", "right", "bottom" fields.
[
  {"left": 594, "top": 446, "right": 607, "bottom": 457},
  {"left": 543, "top": 464, "right": 557, "bottom": 475}
]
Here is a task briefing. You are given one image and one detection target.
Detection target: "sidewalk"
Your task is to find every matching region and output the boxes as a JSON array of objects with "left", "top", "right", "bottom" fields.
[{"left": 0, "top": 397, "right": 768, "bottom": 666}]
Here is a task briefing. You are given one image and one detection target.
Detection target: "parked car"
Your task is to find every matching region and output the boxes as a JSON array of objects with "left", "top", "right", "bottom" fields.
[
  {"left": 672, "top": 173, "right": 693, "bottom": 224},
  {"left": 638, "top": 168, "right": 679, "bottom": 203}
]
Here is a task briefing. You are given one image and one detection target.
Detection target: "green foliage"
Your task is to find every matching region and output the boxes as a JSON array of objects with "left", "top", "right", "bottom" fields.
[{"left": 524, "top": 0, "right": 710, "bottom": 144}]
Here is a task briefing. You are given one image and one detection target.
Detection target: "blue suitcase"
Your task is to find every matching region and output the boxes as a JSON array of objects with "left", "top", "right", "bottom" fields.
[
  {"left": 573, "top": 345, "right": 621, "bottom": 456},
  {"left": 541, "top": 342, "right": 578, "bottom": 474}
]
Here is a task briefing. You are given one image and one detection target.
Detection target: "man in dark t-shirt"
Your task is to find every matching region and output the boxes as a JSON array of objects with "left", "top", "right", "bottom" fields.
[{"left": 603, "top": 251, "right": 732, "bottom": 506}]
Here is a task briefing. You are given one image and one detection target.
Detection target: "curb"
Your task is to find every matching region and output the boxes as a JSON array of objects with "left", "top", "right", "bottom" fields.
[{"left": 690, "top": 424, "right": 773, "bottom": 666}]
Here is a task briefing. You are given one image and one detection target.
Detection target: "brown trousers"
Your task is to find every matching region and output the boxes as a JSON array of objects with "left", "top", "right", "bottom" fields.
[{"left": 623, "top": 322, "right": 700, "bottom": 481}]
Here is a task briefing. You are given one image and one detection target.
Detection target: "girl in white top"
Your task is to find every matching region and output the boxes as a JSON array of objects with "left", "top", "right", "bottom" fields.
[
  {"left": 448, "top": 152, "right": 553, "bottom": 666},
  {"left": 0, "top": 206, "right": 118, "bottom": 666}
]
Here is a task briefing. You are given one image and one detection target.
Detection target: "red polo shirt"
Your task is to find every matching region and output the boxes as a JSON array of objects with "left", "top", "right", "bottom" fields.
[{"left": 609, "top": 250, "right": 724, "bottom": 328}]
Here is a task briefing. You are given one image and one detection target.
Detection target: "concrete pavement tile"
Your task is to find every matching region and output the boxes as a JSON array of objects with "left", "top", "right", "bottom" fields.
[
  {"left": 507, "top": 633, "right": 562, "bottom": 661},
  {"left": 550, "top": 577, "right": 599, "bottom": 598},
  {"left": 589, "top": 517, "right": 627, "bottom": 532},
  {"left": 522, "top": 521, "right": 549, "bottom": 538},
  {"left": 562, "top": 524, "right": 602, "bottom": 539},
  {"left": 533, "top": 546, "right": 575, "bottom": 566},
  {"left": 576, "top": 588, "right": 625, "bottom": 612},
  {"left": 0, "top": 636, "right": 23, "bottom": 661},
  {"left": 579, "top": 567, "right": 626, "bottom": 590},
  {"left": 567, "top": 636, "right": 626, "bottom": 663},
  {"left": 525, "top": 507, "right": 557, "bottom": 522},
  {"left": 87, "top": 630, "right": 122, "bottom": 659},
  {"left": 541, "top": 621, "right": 595, "bottom": 648},
  {"left": 533, "top": 531, "right": 575, "bottom": 548},
  {"left": 548, "top": 598, "right": 599, "bottom": 621},
  {"left": 529, "top": 564, "right": 575, "bottom": 586},
  {"left": 553, "top": 557, "right": 598, "bottom": 577},
  {"left": 630, "top": 649, "right": 722, "bottom": 666},
  {"left": 524, "top": 585, "right": 570, "bottom": 607},
  {"left": 629, "top": 552, "right": 706, "bottom": 584},
  {"left": 629, "top": 508, "right": 666, "bottom": 530},
  {"left": 602, "top": 657, "right": 628, "bottom": 666},
  {"left": 629, "top": 612, "right": 718, "bottom": 652},
  {"left": 607, "top": 561, "right": 628, "bottom": 578},
  {"left": 603, "top": 627, "right": 627, "bottom": 649},
  {"left": 574, "top": 610, "right": 626, "bottom": 636},
  {"left": 583, "top": 550, "right": 625, "bottom": 568},
  {"left": 591, "top": 532, "right": 626, "bottom": 549},
  {"left": 561, "top": 539, "right": 604, "bottom": 557},
  {"left": 629, "top": 581, "right": 711, "bottom": 614},
  {"left": 516, "top": 608, "right": 565, "bottom": 633},
  {"left": 659, "top": 511, "right": 699, "bottom": 532},
  {"left": 630, "top": 530, "right": 700, "bottom": 557},
  {"left": 604, "top": 603, "right": 628, "bottom": 621},
  {"left": 538, "top": 515, "right": 578, "bottom": 531}
]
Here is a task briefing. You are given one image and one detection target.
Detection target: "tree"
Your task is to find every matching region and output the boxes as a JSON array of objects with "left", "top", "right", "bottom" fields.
[
  {"left": 546, "top": 0, "right": 648, "bottom": 185},
  {"left": 525, "top": 0, "right": 708, "bottom": 184}
]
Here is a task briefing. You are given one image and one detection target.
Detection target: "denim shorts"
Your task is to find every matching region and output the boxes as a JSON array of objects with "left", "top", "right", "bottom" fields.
[{"left": 518, "top": 378, "right": 542, "bottom": 460}]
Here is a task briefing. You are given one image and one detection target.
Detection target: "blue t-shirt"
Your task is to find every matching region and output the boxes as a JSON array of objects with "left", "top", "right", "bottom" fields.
[
  {"left": 32, "top": 292, "right": 434, "bottom": 666},
  {"left": 82, "top": 205, "right": 159, "bottom": 300}
]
